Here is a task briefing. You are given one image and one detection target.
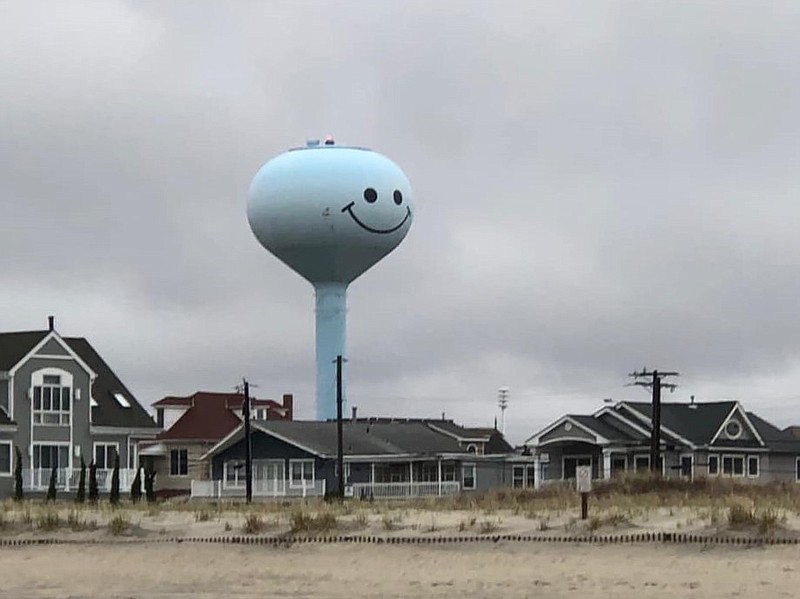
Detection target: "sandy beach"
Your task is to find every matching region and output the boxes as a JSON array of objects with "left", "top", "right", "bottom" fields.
[{"left": 3, "top": 541, "right": 800, "bottom": 598}]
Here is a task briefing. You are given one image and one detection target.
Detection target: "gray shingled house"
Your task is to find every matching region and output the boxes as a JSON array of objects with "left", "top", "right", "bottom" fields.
[
  {"left": 192, "top": 417, "right": 530, "bottom": 499},
  {"left": 524, "top": 399, "right": 800, "bottom": 486},
  {"left": 0, "top": 319, "right": 160, "bottom": 497}
]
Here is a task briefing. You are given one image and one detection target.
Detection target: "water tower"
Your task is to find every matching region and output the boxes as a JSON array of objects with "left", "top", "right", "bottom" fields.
[{"left": 247, "top": 138, "right": 414, "bottom": 420}]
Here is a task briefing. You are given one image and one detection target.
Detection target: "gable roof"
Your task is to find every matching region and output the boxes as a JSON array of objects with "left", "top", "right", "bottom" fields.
[
  {"left": 0, "top": 328, "right": 156, "bottom": 430},
  {"left": 63, "top": 337, "right": 158, "bottom": 429},
  {"left": 0, "top": 331, "right": 48, "bottom": 371},
  {"left": 620, "top": 401, "right": 737, "bottom": 446},
  {"left": 204, "top": 419, "right": 471, "bottom": 460},
  {"left": 156, "top": 392, "right": 290, "bottom": 442}
]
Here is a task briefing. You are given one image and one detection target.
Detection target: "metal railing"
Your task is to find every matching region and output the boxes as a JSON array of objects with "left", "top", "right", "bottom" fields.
[
  {"left": 23, "top": 468, "right": 142, "bottom": 492},
  {"left": 190, "top": 479, "right": 326, "bottom": 499},
  {"left": 350, "top": 481, "right": 461, "bottom": 499}
]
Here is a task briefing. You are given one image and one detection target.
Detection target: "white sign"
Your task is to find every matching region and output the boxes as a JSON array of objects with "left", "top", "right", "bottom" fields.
[{"left": 576, "top": 465, "right": 592, "bottom": 493}]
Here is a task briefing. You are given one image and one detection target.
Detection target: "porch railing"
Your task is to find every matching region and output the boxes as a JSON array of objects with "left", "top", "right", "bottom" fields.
[
  {"left": 190, "top": 479, "right": 326, "bottom": 499},
  {"left": 350, "top": 481, "right": 461, "bottom": 499},
  {"left": 23, "top": 468, "right": 142, "bottom": 492}
]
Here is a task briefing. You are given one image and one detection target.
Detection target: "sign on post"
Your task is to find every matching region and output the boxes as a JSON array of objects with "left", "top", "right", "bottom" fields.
[{"left": 576, "top": 465, "right": 591, "bottom": 520}]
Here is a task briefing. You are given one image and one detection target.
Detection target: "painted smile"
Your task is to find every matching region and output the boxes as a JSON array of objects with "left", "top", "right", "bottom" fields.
[{"left": 341, "top": 202, "right": 411, "bottom": 234}]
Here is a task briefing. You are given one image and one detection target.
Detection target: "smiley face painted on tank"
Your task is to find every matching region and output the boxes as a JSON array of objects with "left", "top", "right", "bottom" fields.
[{"left": 341, "top": 186, "right": 412, "bottom": 234}]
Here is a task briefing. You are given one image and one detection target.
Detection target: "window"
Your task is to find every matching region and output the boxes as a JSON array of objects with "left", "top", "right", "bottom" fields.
[
  {"left": 33, "top": 444, "right": 69, "bottom": 470},
  {"left": 680, "top": 455, "right": 693, "bottom": 479},
  {"left": 224, "top": 460, "right": 246, "bottom": 487},
  {"left": 334, "top": 462, "right": 351, "bottom": 483},
  {"left": 512, "top": 465, "right": 525, "bottom": 488},
  {"left": 418, "top": 463, "right": 438, "bottom": 483},
  {"left": 170, "top": 449, "right": 188, "bottom": 476},
  {"left": 747, "top": 456, "right": 759, "bottom": 478},
  {"left": 526, "top": 465, "right": 536, "bottom": 488},
  {"left": 94, "top": 443, "right": 118, "bottom": 469},
  {"left": 725, "top": 420, "right": 742, "bottom": 439},
  {"left": 113, "top": 392, "right": 131, "bottom": 408},
  {"left": 32, "top": 375, "right": 71, "bottom": 425},
  {"left": 441, "top": 463, "right": 456, "bottom": 482},
  {"left": 466, "top": 443, "right": 478, "bottom": 454},
  {"left": 0, "top": 442, "right": 11, "bottom": 475},
  {"left": 722, "top": 455, "right": 744, "bottom": 477},
  {"left": 634, "top": 455, "right": 650, "bottom": 472},
  {"left": 708, "top": 455, "right": 719, "bottom": 475},
  {"left": 610, "top": 455, "right": 627, "bottom": 477},
  {"left": 289, "top": 459, "right": 314, "bottom": 487},
  {"left": 563, "top": 456, "right": 591, "bottom": 479},
  {"left": 254, "top": 408, "right": 267, "bottom": 420},
  {"left": 462, "top": 463, "right": 476, "bottom": 490}
]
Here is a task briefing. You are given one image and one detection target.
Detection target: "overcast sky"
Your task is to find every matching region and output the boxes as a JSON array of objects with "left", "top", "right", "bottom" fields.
[{"left": 3, "top": 1, "right": 800, "bottom": 444}]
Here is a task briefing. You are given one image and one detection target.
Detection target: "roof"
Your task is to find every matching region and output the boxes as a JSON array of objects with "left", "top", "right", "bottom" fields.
[
  {"left": 569, "top": 414, "right": 639, "bottom": 442},
  {"left": 620, "top": 401, "right": 737, "bottom": 445},
  {"left": 0, "top": 329, "right": 157, "bottom": 430},
  {"left": 0, "top": 331, "right": 48, "bottom": 370},
  {"left": 156, "top": 392, "right": 289, "bottom": 442},
  {"left": 63, "top": 337, "right": 158, "bottom": 429}
]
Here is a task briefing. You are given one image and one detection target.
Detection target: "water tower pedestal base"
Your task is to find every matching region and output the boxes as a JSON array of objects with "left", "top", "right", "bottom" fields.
[{"left": 314, "top": 282, "right": 348, "bottom": 421}]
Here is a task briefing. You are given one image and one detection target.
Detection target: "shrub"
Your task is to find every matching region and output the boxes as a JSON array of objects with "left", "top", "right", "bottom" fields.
[
  {"left": 290, "top": 511, "right": 337, "bottom": 534},
  {"left": 108, "top": 514, "right": 130, "bottom": 536},
  {"left": 728, "top": 504, "right": 756, "bottom": 528},
  {"left": 479, "top": 520, "right": 499, "bottom": 534},
  {"left": 76, "top": 458, "right": 86, "bottom": 504},
  {"left": 242, "top": 513, "right": 265, "bottom": 534},
  {"left": 758, "top": 509, "right": 779, "bottom": 536},
  {"left": 36, "top": 509, "right": 61, "bottom": 531},
  {"left": 130, "top": 468, "right": 142, "bottom": 504},
  {"left": 109, "top": 453, "right": 120, "bottom": 506},
  {"left": 66, "top": 509, "right": 93, "bottom": 531},
  {"left": 88, "top": 462, "right": 99, "bottom": 503},
  {"left": 46, "top": 467, "right": 57, "bottom": 502},
  {"left": 195, "top": 509, "right": 212, "bottom": 522},
  {"left": 13, "top": 447, "right": 23, "bottom": 502}
]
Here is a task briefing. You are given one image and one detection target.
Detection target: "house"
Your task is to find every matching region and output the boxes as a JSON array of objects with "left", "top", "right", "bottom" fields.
[
  {"left": 524, "top": 399, "right": 800, "bottom": 486},
  {"left": 191, "top": 416, "right": 531, "bottom": 500},
  {"left": 139, "top": 391, "right": 293, "bottom": 496},
  {"left": 0, "top": 318, "right": 159, "bottom": 497}
]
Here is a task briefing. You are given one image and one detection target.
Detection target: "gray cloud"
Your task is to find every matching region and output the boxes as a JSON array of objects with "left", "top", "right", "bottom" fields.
[{"left": 3, "top": 1, "right": 800, "bottom": 442}]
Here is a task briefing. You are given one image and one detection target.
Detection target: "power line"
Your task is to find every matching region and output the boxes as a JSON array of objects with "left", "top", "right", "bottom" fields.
[{"left": 628, "top": 368, "right": 679, "bottom": 476}]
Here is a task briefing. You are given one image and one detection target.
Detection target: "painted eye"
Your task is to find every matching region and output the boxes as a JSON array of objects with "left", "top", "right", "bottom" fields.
[
  {"left": 393, "top": 190, "right": 403, "bottom": 205},
  {"left": 363, "top": 188, "right": 377, "bottom": 203}
]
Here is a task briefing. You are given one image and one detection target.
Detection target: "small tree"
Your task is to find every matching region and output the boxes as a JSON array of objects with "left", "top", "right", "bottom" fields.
[
  {"left": 46, "top": 467, "right": 57, "bottom": 502},
  {"left": 109, "top": 453, "right": 120, "bottom": 505},
  {"left": 88, "top": 461, "right": 99, "bottom": 503},
  {"left": 76, "top": 457, "right": 86, "bottom": 503},
  {"left": 13, "top": 446, "right": 23, "bottom": 502},
  {"left": 144, "top": 467, "right": 156, "bottom": 504},
  {"left": 130, "top": 467, "right": 142, "bottom": 504}
]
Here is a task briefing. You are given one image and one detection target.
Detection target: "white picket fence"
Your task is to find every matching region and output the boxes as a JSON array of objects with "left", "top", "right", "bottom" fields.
[
  {"left": 23, "top": 468, "right": 141, "bottom": 492},
  {"left": 191, "top": 479, "right": 326, "bottom": 499},
  {"left": 350, "top": 481, "right": 461, "bottom": 499}
]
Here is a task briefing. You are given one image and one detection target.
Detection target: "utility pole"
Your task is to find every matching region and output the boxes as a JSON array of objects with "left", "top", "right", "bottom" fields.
[
  {"left": 498, "top": 387, "right": 509, "bottom": 434},
  {"left": 335, "top": 355, "right": 345, "bottom": 500},
  {"left": 242, "top": 379, "right": 253, "bottom": 503},
  {"left": 628, "top": 368, "right": 679, "bottom": 476}
]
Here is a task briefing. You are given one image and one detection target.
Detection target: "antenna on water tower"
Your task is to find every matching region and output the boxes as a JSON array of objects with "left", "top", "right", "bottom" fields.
[{"left": 498, "top": 387, "right": 510, "bottom": 434}]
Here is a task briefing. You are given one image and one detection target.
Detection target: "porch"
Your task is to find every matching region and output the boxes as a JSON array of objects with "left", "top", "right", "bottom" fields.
[
  {"left": 23, "top": 468, "right": 142, "bottom": 492},
  {"left": 350, "top": 481, "right": 461, "bottom": 499},
  {"left": 190, "top": 479, "right": 326, "bottom": 499}
]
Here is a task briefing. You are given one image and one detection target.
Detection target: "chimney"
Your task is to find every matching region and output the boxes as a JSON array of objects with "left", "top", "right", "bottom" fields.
[
  {"left": 282, "top": 394, "right": 294, "bottom": 420},
  {"left": 351, "top": 406, "right": 357, "bottom": 421},
  {"left": 48, "top": 315, "right": 54, "bottom": 332},
  {"left": 441, "top": 412, "right": 446, "bottom": 421}
]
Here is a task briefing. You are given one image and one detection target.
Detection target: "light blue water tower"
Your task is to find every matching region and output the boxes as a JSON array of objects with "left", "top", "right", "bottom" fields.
[{"left": 247, "top": 138, "right": 414, "bottom": 420}]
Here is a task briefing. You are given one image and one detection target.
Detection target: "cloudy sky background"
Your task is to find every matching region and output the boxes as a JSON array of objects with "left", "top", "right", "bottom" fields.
[{"left": 2, "top": 1, "right": 800, "bottom": 443}]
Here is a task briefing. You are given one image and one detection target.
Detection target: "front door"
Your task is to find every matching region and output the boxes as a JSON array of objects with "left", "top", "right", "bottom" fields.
[
  {"left": 261, "top": 460, "right": 285, "bottom": 496},
  {"left": 563, "top": 456, "right": 591, "bottom": 480}
]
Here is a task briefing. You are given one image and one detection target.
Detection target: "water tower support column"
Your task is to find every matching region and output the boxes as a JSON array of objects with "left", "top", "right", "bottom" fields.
[{"left": 314, "top": 282, "right": 348, "bottom": 420}]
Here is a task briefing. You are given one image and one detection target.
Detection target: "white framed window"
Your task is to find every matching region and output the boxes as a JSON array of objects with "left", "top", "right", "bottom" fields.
[
  {"left": 418, "top": 463, "right": 438, "bottom": 483},
  {"left": 512, "top": 465, "right": 524, "bottom": 488},
  {"left": 93, "top": 443, "right": 118, "bottom": 470},
  {"left": 0, "top": 441, "right": 11, "bottom": 476},
  {"left": 462, "top": 463, "right": 476, "bottom": 490},
  {"left": 289, "top": 459, "right": 314, "bottom": 487},
  {"left": 441, "top": 463, "right": 457, "bottom": 482},
  {"left": 634, "top": 455, "right": 650, "bottom": 472},
  {"left": 708, "top": 454, "right": 719, "bottom": 475},
  {"left": 224, "top": 460, "right": 247, "bottom": 488},
  {"left": 32, "top": 372, "right": 72, "bottom": 426},
  {"left": 466, "top": 443, "right": 478, "bottom": 454},
  {"left": 254, "top": 408, "right": 267, "bottom": 420},
  {"left": 170, "top": 449, "right": 188, "bottom": 476},
  {"left": 724, "top": 420, "right": 742, "bottom": 440},
  {"left": 747, "top": 455, "right": 759, "bottom": 478},
  {"left": 721, "top": 455, "right": 745, "bottom": 477},
  {"left": 33, "top": 444, "right": 70, "bottom": 470}
]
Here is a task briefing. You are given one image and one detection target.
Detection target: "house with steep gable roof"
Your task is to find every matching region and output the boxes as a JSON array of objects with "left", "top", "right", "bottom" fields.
[
  {"left": 139, "top": 391, "right": 293, "bottom": 495},
  {"left": 0, "top": 318, "right": 159, "bottom": 497},
  {"left": 524, "top": 398, "right": 800, "bottom": 486}
]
